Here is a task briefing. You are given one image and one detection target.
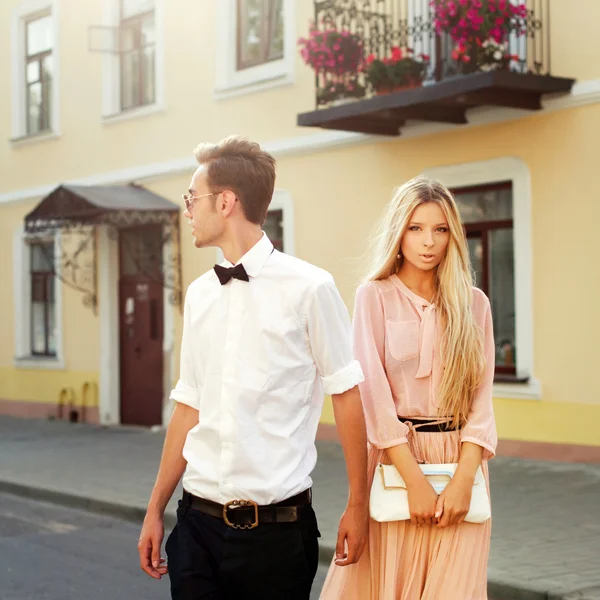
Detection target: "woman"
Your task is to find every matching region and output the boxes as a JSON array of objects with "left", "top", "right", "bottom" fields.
[{"left": 321, "top": 176, "right": 497, "bottom": 600}]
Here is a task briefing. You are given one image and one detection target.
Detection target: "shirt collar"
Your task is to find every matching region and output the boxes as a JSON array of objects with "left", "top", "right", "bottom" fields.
[{"left": 222, "top": 232, "right": 274, "bottom": 278}]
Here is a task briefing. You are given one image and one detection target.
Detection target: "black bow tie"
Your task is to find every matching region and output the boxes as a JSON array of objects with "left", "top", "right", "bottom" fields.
[{"left": 214, "top": 263, "right": 250, "bottom": 285}]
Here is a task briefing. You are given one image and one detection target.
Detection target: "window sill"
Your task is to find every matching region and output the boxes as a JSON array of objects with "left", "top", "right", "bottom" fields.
[
  {"left": 10, "top": 130, "right": 61, "bottom": 147},
  {"left": 102, "top": 103, "right": 166, "bottom": 126},
  {"left": 214, "top": 73, "right": 295, "bottom": 101},
  {"left": 493, "top": 377, "right": 541, "bottom": 401},
  {"left": 14, "top": 356, "right": 65, "bottom": 370}
]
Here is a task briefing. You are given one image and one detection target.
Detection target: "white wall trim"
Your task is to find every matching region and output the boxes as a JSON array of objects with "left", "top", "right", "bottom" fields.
[
  {"left": 423, "top": 157, "right": 541, "bottom": 401},
  {"left": 12, "top": 226, "right": 65, "bottom": 370},
  {"left": 101, "top": 102, "right": 166, "bottom": 126},
  {"left": 214, "top": 0, "right": 295, "bottom": 98},
  {"left": 3, "top": 77, "right": 600, "bottom": 206},
  {"left": 10, "top": 0, "right": 61, "bottom": 141},
  {"left": 98, "top": 225, "right": 120, "bottom": 425},
  {"left": 101, "top": 0, "right": 165, "bottom": 119}
]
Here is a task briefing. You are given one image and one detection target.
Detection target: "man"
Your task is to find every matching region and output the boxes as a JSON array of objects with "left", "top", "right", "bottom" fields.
[{"left": 138, "top": 136, "right": 368, "bottom": 600}]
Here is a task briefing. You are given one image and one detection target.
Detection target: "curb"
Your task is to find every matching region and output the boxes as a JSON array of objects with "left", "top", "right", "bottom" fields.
[
  {"left": 0, "top": 480, "right": 581, "bottom": 600},
  {"left": 0, "top": 480, "right": 177, "bottom": 530}
]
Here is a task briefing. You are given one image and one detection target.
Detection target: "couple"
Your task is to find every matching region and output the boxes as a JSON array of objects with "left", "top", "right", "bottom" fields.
[{"left": 137, "top": 136, "right": 497, "bottom": 600}]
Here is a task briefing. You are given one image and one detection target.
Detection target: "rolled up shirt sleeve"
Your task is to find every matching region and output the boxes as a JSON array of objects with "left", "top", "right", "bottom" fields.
[
  {"left": 306, "top": 276, "right": 364, "bottom": 396},
  {"left": 169, "top": 293, "right": 200, "bottom": 410}
]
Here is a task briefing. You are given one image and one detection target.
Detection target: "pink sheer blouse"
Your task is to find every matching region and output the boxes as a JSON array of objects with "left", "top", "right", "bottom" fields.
[{"left": 353, "top": 274, "right": 497, "bottom": 460}]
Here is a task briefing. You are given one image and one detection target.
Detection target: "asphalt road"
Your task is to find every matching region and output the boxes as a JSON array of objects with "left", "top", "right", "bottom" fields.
[{"left": 0, "top": 492, "right": 328, "bottom": 600}]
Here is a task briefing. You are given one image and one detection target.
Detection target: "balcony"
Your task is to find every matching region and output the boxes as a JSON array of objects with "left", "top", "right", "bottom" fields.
[{"left": 297, "top": 0, "right": 575, "bottom": 136}]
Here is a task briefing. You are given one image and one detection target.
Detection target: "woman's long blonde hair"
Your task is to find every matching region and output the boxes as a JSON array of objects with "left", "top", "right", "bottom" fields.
[{"left": 364, "top": 176, "right": 485, "bottom": 428}]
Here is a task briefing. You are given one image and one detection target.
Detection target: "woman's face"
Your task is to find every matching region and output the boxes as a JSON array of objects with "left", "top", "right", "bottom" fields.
[{"left": 400, "top": 202, "right": 451, "bottom": 272}]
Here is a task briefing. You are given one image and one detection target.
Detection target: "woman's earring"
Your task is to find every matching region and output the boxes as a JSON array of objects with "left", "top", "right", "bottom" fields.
[{"left": 397, "top": 252, "right": 402, "bottom": 260}]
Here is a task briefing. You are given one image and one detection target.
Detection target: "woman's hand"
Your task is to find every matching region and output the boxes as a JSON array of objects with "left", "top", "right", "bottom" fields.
[
  {"left": 435, "top": 474, "right": 473, "bottom": 528},
  {"left": 407, "top": 476, "right": 440, "bottom": 526}
]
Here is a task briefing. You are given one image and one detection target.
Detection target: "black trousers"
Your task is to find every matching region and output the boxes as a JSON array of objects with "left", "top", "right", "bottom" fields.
[{"left": 165, "top": 498, "right": 320, "bottom": 600}]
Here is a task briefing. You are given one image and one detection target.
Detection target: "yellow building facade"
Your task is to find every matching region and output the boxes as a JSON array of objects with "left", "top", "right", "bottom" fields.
[{"left": 1, "top": 0, "right": 598, "bottom": 457}]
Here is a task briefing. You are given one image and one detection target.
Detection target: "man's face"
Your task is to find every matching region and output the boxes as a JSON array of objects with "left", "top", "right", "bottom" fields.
[{"left": 184, "top": 165, "right": 224, "bottom": 249}]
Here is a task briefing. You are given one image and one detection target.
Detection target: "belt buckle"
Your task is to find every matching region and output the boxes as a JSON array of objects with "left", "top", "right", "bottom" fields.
[{"left": 223, "top": 499, "right": 259, "bottom": 529}]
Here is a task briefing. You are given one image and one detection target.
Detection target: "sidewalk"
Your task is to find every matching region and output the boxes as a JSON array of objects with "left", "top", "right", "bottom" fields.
[{"left": 0, "top": 416, "right": 599, "bottom": 600}]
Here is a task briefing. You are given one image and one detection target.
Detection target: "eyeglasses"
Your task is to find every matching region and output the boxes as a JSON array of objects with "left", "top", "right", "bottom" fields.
[{"left": 182, "top": 191, "right": 219, "bottom": 212}]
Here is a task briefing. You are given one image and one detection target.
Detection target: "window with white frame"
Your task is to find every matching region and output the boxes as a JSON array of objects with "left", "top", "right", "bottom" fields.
[
  {"left": 237, "top": 0, "right": 284, "bottom": 71},
  {"left": 119, "top": 0, "right": 155, "bottom": 111},
  {"left": 25, "top": 12, "right": 53, "bottom": 135},
  {"left": 453, "top": 182, "right": 516, "bottom": 378},
  {"left": 264, "top": 190, "right": 294, "bottom": 254},
  {"left": 216, "top": 191, "right": 294, "bottom": 262},
  {"left": 11, "top": 0, "right": 59, "bottom": 140},
  {"left": 99, "top": 0, "right": 162, "bottom": 119},
  {"left": 29, "top": 239, "right": 57, "bottom": 356},
  {"left": 263, "top": 208, "right": 284, "bottom": 252},
  {"left": 425, "top": 158, "right": 539, "bottom": 399},
  {"left": 13, "top": 228, "right": 62, "bottom": 366},
  {"left": 215, "top": 0, "right": 294, "bottom": 96}
]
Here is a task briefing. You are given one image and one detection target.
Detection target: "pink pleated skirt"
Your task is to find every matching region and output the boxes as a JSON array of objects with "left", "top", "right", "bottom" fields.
[{"left": 320, "top": 430, "right": 491, "bottom": 600}]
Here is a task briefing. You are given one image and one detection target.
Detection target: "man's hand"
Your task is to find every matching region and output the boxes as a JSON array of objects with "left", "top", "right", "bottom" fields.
[
  {"left": 334, "top": 502, "right": 368, "bottom": 566},
  {"left": 137, "top": 402, "right": 199, "bottom": 579},
  {"left": 138, "top": 511, "right": 168, "bottom": 579}
]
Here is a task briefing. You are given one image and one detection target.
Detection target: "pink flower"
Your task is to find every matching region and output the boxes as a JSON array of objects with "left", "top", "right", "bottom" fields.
[{"left": 490, "top": 27, "right": 503, "bottom": 42}]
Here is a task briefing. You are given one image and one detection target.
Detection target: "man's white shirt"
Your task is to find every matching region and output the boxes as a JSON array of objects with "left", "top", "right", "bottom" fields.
[{"left": 171, "top": 233, "right": 364, "bottom": 505}]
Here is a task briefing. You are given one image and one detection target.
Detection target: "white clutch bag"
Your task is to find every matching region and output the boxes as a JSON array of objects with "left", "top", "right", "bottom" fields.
[{"left": 369, "top": 463, "right": 491, "bottom": 523}]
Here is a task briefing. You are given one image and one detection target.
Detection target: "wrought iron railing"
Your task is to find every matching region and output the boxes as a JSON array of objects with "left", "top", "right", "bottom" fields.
[{"left": 304, "top": 0, "right": 553, "bottom": 107}]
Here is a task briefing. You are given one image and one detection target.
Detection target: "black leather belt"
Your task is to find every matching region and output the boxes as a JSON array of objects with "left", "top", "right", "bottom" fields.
[
  {"left": 399, "top": 416, "right": 460, "bottom": 433},
  {"left": 181, "top": 488, "right": 312, "bottom": 530}
]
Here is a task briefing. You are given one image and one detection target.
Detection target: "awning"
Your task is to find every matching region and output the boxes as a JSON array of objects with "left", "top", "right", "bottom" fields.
[
  {"left": 24, "top": 184, "right": 180, "bottom": 233},
  {"left": 23, "top": 184, "right": 183, "bottom": 313}
]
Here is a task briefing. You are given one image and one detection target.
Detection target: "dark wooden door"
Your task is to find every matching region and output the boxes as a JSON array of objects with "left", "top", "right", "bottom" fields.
[{"left": 119, "top": 226, "right": 164, "bottom": 426}]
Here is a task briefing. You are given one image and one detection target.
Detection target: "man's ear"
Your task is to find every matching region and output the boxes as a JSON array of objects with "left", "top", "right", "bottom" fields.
[{"left": 220, "top": 190, "right": 237, "bottom": 217}]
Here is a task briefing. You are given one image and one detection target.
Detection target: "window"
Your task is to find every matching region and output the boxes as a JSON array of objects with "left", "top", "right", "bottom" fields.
[
  {"left": 215, "top": 0, "right": 294, "bottom": 97},
  {"left": 11, "top": 1, "right": 59, "bottom": 141},
  {"left": 25, "top": 13, "right": 53, "bottom": 135},
  {"left": 215, "top": 191, "right": 294, "bottom": 264},
  {"left": 98, "top": 0, "right": 162, "bottom": 121},
  {"left": 453, "top": 182, "right": 516, "bottom": 377},
  {"left": 119, "top": 0, "right": 155, "bottom": 111},
  {"left": 13, "top": 227, "right": 63, "bottom": 368},
  {"left": 30, "top": 240, "right": 57, "bottom": 356},
  {"left": 236, "top": 0, "right": 283, "bottom": 71},
  {"left": 263, "top": 209, "right": 284, "bottom": 252}
]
